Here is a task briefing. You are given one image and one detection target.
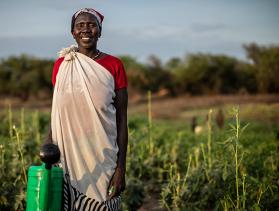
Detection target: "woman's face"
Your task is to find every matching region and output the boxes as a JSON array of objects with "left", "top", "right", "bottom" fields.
[{"left": 72, "top": 13, "right": 100, "bottom": 50}]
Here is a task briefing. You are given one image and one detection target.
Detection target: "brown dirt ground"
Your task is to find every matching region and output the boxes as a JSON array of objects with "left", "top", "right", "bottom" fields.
[
  {"left": 1, "top": 94, "right": 279, "bottom": 122},
  {"left": 128, "top": 94, "right": 279, "bottom": 121}
]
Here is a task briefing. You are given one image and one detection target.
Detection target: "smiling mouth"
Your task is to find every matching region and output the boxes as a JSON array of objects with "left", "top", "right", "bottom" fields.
[{"left": 81, "top": 37, "right": 91, "bottom": 40}]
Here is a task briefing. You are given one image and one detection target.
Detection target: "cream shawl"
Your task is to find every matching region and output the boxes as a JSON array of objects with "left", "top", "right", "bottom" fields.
[{"left": 51, "top": 46, "right": 119, "bottom": 209}]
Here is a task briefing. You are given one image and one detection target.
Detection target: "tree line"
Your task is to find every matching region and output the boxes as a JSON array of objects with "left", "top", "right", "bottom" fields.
[{"left": 0, "top": 43, "right": 278, "bottom": 101}]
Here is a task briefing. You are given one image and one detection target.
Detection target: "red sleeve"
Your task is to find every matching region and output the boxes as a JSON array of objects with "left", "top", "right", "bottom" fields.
[
  {"left": 96, "top": 55, "right": 128, "bottom": 90},
  {"left": 114, "top": 60, "right": 128, "bottom": 90},
  {"left": 52, "top": 57, "right": 64, "bottom": 86}
]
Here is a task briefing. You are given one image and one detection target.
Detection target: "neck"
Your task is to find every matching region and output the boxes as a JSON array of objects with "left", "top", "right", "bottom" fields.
[{"left": 78, "top": 46, "right": 98, "bottom": 58}]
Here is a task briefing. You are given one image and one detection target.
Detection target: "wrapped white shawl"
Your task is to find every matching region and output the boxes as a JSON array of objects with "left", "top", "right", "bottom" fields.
[{"left": 51, "top": 46, "right": 120, "bottom": 210}]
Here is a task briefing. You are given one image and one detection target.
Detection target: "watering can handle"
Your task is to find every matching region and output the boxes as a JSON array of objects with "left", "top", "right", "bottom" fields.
[{"left": 40, "top": 143, "right": 60, "bottom": 169}]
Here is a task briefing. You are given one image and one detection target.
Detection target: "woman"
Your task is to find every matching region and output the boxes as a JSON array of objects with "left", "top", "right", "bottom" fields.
[{"left": 46, "top": 8, "right": 128, "bottom": 210}]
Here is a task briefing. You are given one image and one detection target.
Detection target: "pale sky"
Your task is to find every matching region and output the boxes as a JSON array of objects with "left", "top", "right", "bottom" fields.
[{"left": 0, "top": 0, "right": 278, "bottom": 62}]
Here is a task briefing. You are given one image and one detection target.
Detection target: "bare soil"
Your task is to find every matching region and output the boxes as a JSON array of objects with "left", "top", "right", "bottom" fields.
[
  {"left": 128, "top": 94, "right": 279, "bottom": 121},
  {"left": 1, "top": 94, "right": 279, "bottom": 121}
]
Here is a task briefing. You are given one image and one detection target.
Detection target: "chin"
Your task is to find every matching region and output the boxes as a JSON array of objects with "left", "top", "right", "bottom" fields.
[
  {"left": 75, "top": 38, "right": 96, "bottom": 48},
  {"left": 78, "top": 43, "right": 95, "bottom": 49}
]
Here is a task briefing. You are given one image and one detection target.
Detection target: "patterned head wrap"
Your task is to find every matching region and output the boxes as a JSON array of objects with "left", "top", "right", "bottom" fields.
[{"left": 71, "top": 8, "right": 104, "bottom": 33}]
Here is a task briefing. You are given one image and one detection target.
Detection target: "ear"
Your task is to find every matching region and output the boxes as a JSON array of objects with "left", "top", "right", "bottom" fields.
[
  {"left": 98, "top": 28, "right": 102, "bottom": 38},
  {"left": 71, "top": 31, "right": 76, "bottom": 39}
]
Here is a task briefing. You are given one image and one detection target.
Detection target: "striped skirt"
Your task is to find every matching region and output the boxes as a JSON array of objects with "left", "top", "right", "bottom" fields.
[{"left": 63, "top": 175, "right": 121, "bottom": 211}]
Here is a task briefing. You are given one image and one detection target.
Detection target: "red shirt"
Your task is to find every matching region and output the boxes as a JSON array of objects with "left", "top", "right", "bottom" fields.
[{"left": 52, "top": 54, "right": 128, "bottom": 90}]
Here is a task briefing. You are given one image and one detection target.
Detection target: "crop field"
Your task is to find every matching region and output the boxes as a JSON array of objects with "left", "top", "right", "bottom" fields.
[{"left": 0, "top": 96, "right": 278, "bottom": 210}]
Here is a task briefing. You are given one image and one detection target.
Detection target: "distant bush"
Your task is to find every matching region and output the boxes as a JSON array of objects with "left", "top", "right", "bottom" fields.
[
  {"left": 0, "top": 55, "right": 53, "bottom": 101},
  {"left": 244, "top": 43, "right": 279, "bottom": 93},
  {"left": 0, "top": 43, "right": 278, "bottom": 100},
  {"left": 168, "top": 53, "right": 257, "bottom": 95}
]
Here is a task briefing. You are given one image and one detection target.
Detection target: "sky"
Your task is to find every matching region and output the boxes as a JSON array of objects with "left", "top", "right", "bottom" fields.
[{"left": 0, "top": 0, "right": 279, "bottom": 62}]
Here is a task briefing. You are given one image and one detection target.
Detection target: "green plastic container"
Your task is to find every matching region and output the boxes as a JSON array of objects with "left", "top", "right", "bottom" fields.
[
  {"left": 49, "top": 167, "right": 63, "bottom": 211},
  {"left": 26, "top": 165, "right": 63, "bottom": 211}
]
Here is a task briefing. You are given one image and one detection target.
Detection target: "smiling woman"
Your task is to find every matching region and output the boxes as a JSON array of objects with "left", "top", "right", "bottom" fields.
[{"left": 46, "top": 8, "right": 128, "bottom": 211}]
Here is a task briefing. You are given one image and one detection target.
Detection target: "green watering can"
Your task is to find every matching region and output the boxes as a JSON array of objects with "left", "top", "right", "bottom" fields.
[{"left": 26, "top": 144, "right": 63, "bottom": 211}]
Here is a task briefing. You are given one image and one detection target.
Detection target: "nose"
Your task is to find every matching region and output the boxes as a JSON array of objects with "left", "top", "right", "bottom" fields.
[{"left": 81, "top": 24, "right": 90, "bottom": 32}]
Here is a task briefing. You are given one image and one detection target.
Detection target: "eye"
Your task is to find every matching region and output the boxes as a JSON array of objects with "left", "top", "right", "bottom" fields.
[
  {"left": 75, "top": 23, "right": 84, "bottom": 28},
  {"left": 89, "top": 23, "right": 97, "bottom": 28}
]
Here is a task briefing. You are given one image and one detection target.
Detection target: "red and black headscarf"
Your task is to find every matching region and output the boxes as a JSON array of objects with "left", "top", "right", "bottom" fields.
[{"left": 71, "top": 8, "right": 104, "bottom": 33}]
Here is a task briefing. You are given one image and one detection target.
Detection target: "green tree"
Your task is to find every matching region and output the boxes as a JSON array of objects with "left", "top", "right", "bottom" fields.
[
  {"left": 120, "top": 55, "right": 148, "bottom": 93},
  {"left": 171, "top": 53, "right": 253, "bottom": 95},
  {"left": 244, "top": 43, "right": 279, "bottom": 93},
  {"left": 0, "top": 55, "right": 53, "bottom": 100},
  {"left": 145, "top": 55, "right": 175, "bottom": 94}
]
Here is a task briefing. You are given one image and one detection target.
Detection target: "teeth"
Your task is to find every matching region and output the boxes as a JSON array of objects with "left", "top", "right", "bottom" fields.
[{"left": 82, "top": 37, "right": 90, "bottom": 40}]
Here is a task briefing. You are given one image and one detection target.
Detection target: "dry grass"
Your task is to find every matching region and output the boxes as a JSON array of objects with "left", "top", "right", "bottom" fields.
[
  {"left": 128, "top": 94, "right": 279, "bottom": 122},
  {"left": 1, "top": 94, "right": 279, "bottom": 123}
]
